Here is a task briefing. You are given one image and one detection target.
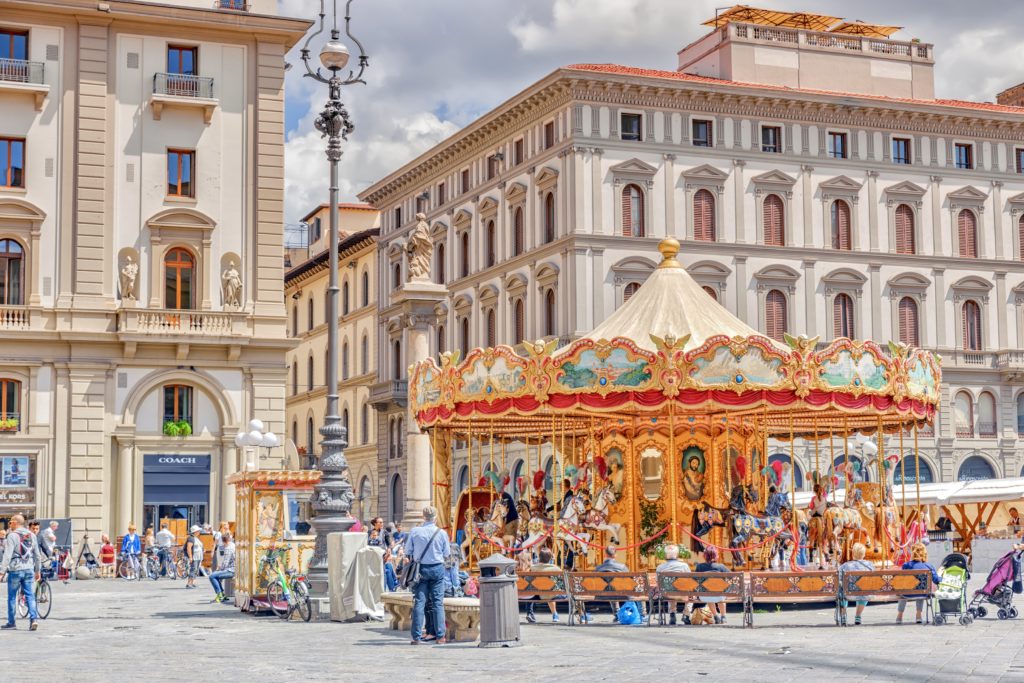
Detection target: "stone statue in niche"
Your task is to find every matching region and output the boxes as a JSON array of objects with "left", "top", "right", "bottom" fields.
[
  {"left": 406, "top": 212, "right": 432, "bottom": 282},
  {"left": 222, "top": 260, "right": 242, "bottom": 308},
  {"left": 119, "top": 255, "right": 138, "bottom": 301}
]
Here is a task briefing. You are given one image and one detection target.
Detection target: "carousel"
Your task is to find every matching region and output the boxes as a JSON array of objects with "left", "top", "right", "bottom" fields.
[{"left": 409, "top": 239, "right": 941, "bottom": 571}]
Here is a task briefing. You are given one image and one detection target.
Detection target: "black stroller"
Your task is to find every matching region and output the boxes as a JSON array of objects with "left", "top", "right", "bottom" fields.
[{"left": 967, "top": 549, "right": 1023, "bottom": 620}]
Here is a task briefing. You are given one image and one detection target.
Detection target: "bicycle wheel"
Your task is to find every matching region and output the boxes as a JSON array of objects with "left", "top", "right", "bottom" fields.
[
  {"left": 16, "top": 592, "right": 26, "bottom": 619},
  {"left": 147, "top": 556, "right": 161, "bottom": 580},
  {"left": 35, "top": 581, "right": 52, "bottom": 620},
  {"left": 118, "top": 560, "right": 132, "bottom": 580},
  {"left": 175, "top": 557, "right": 188, "bottom": 579},
  {"left": 267, "top": 580, "right": 290, "bottom": 620},
  {"left": 293, "top": 579, "right": 312, "bottom": 623}
]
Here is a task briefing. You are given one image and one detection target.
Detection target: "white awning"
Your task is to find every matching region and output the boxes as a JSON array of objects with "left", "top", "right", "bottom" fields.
[{"left": 792, "top": 478, "right": 1024, "bottom": 509}]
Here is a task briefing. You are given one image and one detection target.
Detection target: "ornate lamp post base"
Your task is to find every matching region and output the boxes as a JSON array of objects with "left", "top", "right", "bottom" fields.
[{"left": 307, "top": 421, "right": 355, "bottom": 619}]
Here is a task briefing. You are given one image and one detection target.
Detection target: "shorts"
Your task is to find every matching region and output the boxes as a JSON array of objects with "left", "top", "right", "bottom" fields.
[
  {"left": 188, "top": 559, "right": 202, "bottom": 578},
  {"left": 701, "top": 596, "right": 724, "bottom": 604}
]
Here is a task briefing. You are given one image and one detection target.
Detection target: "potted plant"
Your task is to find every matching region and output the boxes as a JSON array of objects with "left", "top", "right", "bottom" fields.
[
  {"left": 0, "top": 417, "right": 18, "bottom": 433},
  {"left": 639, "top": 499, "right": 668, "bottom": 567},
  {"left": 162, "top": 420, "right": 193, "bottom": 437}
]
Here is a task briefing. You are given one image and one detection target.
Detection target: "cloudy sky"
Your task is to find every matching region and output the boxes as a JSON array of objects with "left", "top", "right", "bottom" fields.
[{"left": 277, "top": 0, "right": 1024, "bottom": 234}]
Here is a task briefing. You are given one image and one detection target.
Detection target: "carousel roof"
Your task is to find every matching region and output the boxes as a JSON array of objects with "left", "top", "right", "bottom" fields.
[{"left": 572, "top": 239, "right": 782, "bottom": 354}]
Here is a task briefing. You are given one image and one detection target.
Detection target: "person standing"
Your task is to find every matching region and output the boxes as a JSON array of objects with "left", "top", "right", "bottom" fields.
[
  {"left": 184, "top": 526, "right": 204, "bottom": 589},
  {"left": 121, "top": 524, "right": 141, "bottom": 580},
  {"left": 39, "top": 522, "right": 58, "bottom": 559},
  {"left": 0, "top": 515, "right": 40, "bottom": 631},
  {"left": 154, "top": 524, "right": 176, "bottom": 579},
  {"left": 404, "top": 506, "right": 450, "bottom": 645},
  {"left": 208, "top": 533, "right": 235, "bottom": 604}
]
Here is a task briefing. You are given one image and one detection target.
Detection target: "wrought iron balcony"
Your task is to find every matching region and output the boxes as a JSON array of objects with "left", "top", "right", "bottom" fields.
[
  {"left": 955, "top": 424, "right": 974, "bottom": 438},
  {"left": 0, "top": 58, "right": 43, "bottom": 85},
  {"left": 369, "top": 379, "right": 408, "bottom": 408},
  {"left": 153, "top": 72, "right": 213, "bottom": 99},
  {"left": 978, "top": 422, "right": 998, "bottom": 438}
]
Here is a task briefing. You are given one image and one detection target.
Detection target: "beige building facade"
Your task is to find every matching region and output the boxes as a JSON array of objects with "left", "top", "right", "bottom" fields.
[
  {"left": 362, "top": 13, "right": 1024, "bottom": 521},
  {"left": 0, "top": 0, "right": 307, "bottom": 539},
  {"left": 284, "top": 204, "right": 380, "bottom": 523}
]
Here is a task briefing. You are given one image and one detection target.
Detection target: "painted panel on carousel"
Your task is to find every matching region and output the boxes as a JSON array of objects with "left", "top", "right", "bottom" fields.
[
  {"left": 604, "top": 447, "right": 626, "bottom": 501},
  {"left": 688, "top": 339, "right": 785, "bottom": 388},
  {"left": 680, "top": 445, "right": 706, "bottom": 502},
  {"left": 639, "top": 446, "right": 664, "bottom": 501},
  {"left": 817, "top": 343, "right": 889, "bottom": 392},
  {"left": 458, "top": 348, "right": 527, "bottom": 399},
  {"left": 555, "top": 342, "right": 653, "bottom": 391},
  {"left": 412, "top": 362, "right": 442, "bottom": 409},
  {"left": 906, "top": 354, "right": 938, "bottom": 401}
]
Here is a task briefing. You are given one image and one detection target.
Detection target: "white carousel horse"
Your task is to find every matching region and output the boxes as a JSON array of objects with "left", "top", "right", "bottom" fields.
[
  {"left": 481, "top": 498, "right": 514, "bottom": 548},
  {"left": 582, "top": 485, "right": 623, "bottom": 546},
  {"left": 557, "top": 495, "right": 591, "bottom": 547}
]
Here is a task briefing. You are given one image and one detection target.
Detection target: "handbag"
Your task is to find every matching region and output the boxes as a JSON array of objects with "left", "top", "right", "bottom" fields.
[{"left": 399, "top": 527, "right": 442, "bottom": 590}]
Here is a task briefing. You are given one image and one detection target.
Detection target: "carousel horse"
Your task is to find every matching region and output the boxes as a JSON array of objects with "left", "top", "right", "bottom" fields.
[
  {"left": 581, "top": 485, "right": 622, "bottom": 545},
  {"left": 515, "top": 500, "right": 533, "bottom": 541},
  {"left": 481, "top": 498, "right": 515, "bottom": 548},
  {"left": 727, "top": 483, "right": 782, "bottom": 566},
  {"left": 556, "top": 494, "right": 591, "bottom": 559}
]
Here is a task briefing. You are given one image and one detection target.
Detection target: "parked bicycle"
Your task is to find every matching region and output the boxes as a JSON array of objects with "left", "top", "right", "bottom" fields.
[
  {"left": 17, "top": 569, "right": 53, "bottom": 620},
  {"left": 257, "top": 545, "right": 311, "bottom": 622},
  {"left": 118, "top": 552, "right": 144, "bottom": 581}
]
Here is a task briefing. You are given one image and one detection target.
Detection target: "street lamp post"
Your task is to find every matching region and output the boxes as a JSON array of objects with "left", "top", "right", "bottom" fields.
[{"left": 298, "top": 0, "right": 369, "bottom": 616}]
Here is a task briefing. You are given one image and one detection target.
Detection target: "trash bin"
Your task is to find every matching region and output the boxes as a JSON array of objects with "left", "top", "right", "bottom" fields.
[{"left": 477, "top": 554, "right": 522, "bottom": 648}]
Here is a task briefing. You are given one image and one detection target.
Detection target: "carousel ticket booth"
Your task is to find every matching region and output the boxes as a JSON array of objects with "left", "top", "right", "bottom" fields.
[
  {"left": 227, "top": 470, "right": 318, "bottom": 610},
  {"left": 411, "top": 239, "right": 941, "bottom": 571}
]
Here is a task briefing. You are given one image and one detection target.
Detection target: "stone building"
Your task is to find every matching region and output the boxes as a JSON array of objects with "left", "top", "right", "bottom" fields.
[
  {"left": 0, "top": 0, "right": 307, "bottom": 538},
  {"left": 284, "top": 204, "right": 380, "bottom": 522},
  {"left": 360, "top": 10, "right": 1024, "bottom": 521}
]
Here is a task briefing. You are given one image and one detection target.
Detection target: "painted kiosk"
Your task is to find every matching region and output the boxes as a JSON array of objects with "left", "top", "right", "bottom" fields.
[
  {"left": 411, "top": 239, "right": 941, "bottom": 572},
  {"left": 227, "top": 469, "right": 319, "bottom": 610}
]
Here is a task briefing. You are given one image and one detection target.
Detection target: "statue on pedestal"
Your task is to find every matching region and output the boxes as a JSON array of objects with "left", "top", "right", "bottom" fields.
[
  {"left": 406, "top": 212, "right": 432, "bottom": 282},
  {"left": 221, "top": 260, "right": 242, "bottom": 308},
  {"left": 119, "top": 256, "right": 138, "bottom": 301}
]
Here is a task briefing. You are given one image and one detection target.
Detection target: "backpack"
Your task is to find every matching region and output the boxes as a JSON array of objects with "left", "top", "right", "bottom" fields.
[{"left": 12, "top": 530, "right": 33, "bottom": 559}]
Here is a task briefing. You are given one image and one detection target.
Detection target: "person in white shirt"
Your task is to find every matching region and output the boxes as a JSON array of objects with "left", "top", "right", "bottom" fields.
[{"left": 155, "top": 524, "right": 177, "bottom": 580}]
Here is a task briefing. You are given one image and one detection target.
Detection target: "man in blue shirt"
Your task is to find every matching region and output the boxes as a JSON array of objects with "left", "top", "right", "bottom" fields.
[{"left": 404, "top": 506, "right": 451, "bottom": 644}]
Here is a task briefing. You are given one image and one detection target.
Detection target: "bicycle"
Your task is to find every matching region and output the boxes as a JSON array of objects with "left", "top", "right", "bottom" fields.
[
  {"left": 143, "top": 548, "right": 164, "bottom": 580},
  {"left": 118, "top": 552, "right": 144, "bottom": 581},
  {"left": 257, "top": 545, "right": 311, "bottom": 622},
  {"left": 17, "top": 572, "right": 52, "bottom": 620}
]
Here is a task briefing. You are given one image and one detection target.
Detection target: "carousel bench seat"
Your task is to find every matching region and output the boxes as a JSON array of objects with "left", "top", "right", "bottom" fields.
[
  {"left": 746, "top": 570, "right": 840, "bottom": 627},
  {"left": 381, "top": 592, "right": 481, "bottom": 642},
  {"left": 653, "top": 570, "right": 745, "bottom": 624},
  {"left": 840, "top": 569, "right": 934, "bottom": 626},
  {"left": 564, "top": 571, "right": 653, "bottom": 625}
]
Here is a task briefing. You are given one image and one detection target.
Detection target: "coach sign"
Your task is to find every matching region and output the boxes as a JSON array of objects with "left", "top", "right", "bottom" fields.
[{"left": 143, "top": 454, "right": 211, "bottom": 505}]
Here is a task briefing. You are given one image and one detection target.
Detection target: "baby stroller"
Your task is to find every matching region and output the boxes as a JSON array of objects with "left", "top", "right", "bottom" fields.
[
  {"left": 933, "top": 553, "right": 972, "bottom": 626},
  {"left": 967, "top": 549, "right": 1022, "bottom": 620}
]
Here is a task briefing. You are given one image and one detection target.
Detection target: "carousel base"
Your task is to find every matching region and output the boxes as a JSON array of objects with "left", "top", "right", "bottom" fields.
[{"left": 382, "top": 592, "right": 481, "bottom": 642}]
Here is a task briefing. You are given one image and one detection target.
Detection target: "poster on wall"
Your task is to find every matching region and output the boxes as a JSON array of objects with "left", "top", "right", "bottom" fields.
[{"left": 1, "top": 457, "right": 29, "bottom": 487}]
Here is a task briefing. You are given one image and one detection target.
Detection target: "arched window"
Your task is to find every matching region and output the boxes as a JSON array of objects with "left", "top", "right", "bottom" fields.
[
  {"left": 392, "top": 339, "right": 402, "bottom": 379},
  {"left": 291, "top": 362, "right": 297, "bottom": 395},
  {"left": 360, "top": 335, "right": 369, "bottom": 375},
  {"left": 623, "top": 282, "right": 640, "bottom": 303},
  {"left": 358, "top": 476, "right": 372, "bottom": 521},
  {"left": 962, "top": 300, "right": 982, "bottom": 350},
  {"left": 958, "top": 209, "right": 978, "bottom": 258},
  {"left": 342, "top": 281, "right": 350, "bottom": 315},
  {"left": 460, "top": 316, "right": 470, "bottom": 352},
  {"left": 164, "top": 247, "right": 195, "bottom": 310},
  {"left": 833, "top": 293, "right": 855, "bottom": 338},
  {"left": 693, "top": 189, "right": 716, "bottom": 241},
  {"left": 307, "top": 355, "right": 314, "bottom": 391},
  {"left": 486, "top": 309, "right": 496, "bottom": 346},
  {"left": 0, "top": 239, "right": 24, "bottom": 305},
  {"left": 485, "top": 220, "right": 496, "bottom": 267},
  {"left": 388, "top": 418, "right": 396, "bottom": 459},
  {"left": 0, "top": 378, "right": 21, "bottom": 428},
  {"left": 457, "top": 465, "right": 469, "bottom": 495},
  {"left": 954, "top": 391, "right": 974, "bottom": 438},
  {"left": 360, "top": 403, "right": 369, "bottom": 445},
  {"left": 291, "top": 305, "right": 298, "bottom": 337},
  {"left": 436, "top": 242, "right": 446, "bottom": 284},
  {"left": 765, "top": 289, "right": 787, "bottom": 341},
  {"left": 513, "top": 300, "right": 525, "bottom": 343},
  {"left": 512, "top": 207, "right": 524, "bottom": 256},
  {"left": 396, "top": 417, "right": 404, "bottom": 458},
  {"left": 702, "top": 286, "right": 717, "bottom": 301},
  {"left": 509, "top": 459, "right": 524, "bottom": 496},
  {"left": 342, "top": 341, "right": 349, "bottom": 380},
  {"left": 544, "top": 289, "right": 556, "bottom": 336},
  {"left": 763, "top": 194, "right": 784, "bottom": 246},
  {"left": 898, "top": 297, "right": 920, "bottom": 346},
  {"left": 893, "top": 455, "right": 934, "bottom": 485},
  {"left": 622, "top": 184, "right": 645, "bottom": 237},
  {"left": 895, "top": 204, "right": 915, "bottom": 255},
  {"left": 307, "top": 417, "right": 315, "bottom": 454},
  {"left": 307, "top": 296, "right": 314, "bottom": 331},
  {"left": 342, "top": 408, "right": 349, "bottom": 442},
  {"left": 830, "top": 199, "right": 851, "bottom": 250},
  {"left": 543, "top": 192, "right": 556, "bottom": 243},
  {"left": 291, "top": 420, "right": 297, "bottom": 448},
  {"left": 1017, "top": 393, "right": 1024, "bottom": 437},
  {"left": 768, "top": 453, "right": 804, "bottom": 490},
  {"left": 460, "top": 232, "right": 470, "bottom": 277},
  {"left": 361, "top": 270, "right": 369, "bottom": 307},
  {"left": 978, "top": 391, "right": 997, "bottom": 437},
  {"left": 437, "top": 324, "right": 446, "bottom": 355},
  {"left": 958, "top": 456, "right": 996, "bottom": 482},
  {"left": 389, "top": 474, "right": 404, "bottom": 522}
]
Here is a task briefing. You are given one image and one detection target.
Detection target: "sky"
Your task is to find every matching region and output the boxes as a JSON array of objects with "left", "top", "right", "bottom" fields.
[{"left": 277, "top": 0, "right": 1024, "bottom": 235}]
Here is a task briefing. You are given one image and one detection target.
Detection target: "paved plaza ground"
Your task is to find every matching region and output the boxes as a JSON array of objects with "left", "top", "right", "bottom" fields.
[{"left": 4, "top": 576, "right": 1024, "bottom": 682}]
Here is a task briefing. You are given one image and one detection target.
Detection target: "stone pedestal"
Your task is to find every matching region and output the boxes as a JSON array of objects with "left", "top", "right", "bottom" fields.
[
  {"left": 397, "top": 279, "right": 447, "bottom": 526},
  {"left": 326, "top": 531, "right": 378, "bottom": 622},
  {"left": 382, "top": 593, "right": 481, "bottom": 642}
]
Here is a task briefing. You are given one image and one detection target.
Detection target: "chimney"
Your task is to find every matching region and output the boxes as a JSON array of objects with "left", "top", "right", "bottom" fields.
[{"left": 996, "top": 82, "right": 1024, "bottom": 107}]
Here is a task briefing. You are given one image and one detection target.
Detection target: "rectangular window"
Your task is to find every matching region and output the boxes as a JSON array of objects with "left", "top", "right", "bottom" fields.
[
  {"left": 167, "top": 45, "right": 197, "bottom": 75},
  {"left": 761, "top": 125, "right": 781, "bottom": 153},
  {"left": 0, "top": 28, "right": 29, "bottom": 61},
  {"left": 892, "top": 137, "right": 911, "bottom": 165},
  {"left": 1016, "top": 149, "right": 1024, "bottom": 174},
  {"left": 460, "top": 169, "right": 470, "bottom": 194},
  {"left": 692, "top": 119, "right": 712, "bottom": 147},
  {"left": 487, "top": 155, "right": 499, "bottom": 180},
  {"left": 162, "top": 384, "right": 193, "bottom": 427},
  {"left": 166, "top": 149, "right": 195, "bottom": 197},
  {"left": 415, "top": 194, "right": 427, "bottom": 213},
  {"left": 955, "top": 143, "right": 974, "bottom": 170},
  {"left": 394, "top": 206, "right": 402, "bottom": 228},
  {"left": 828, "top": 132, "right": 848, "bottom": 159},
  {"left": 544, "top": 121, "right": 555, "bottom": 149},
  {"left": 513, "top": 138, "right": 524, "bottom": 166},
  {"left": 0, "top": 138, "right": 25, "bottom": 188},
  {"left": 437, "top": 181, "right": 446, "bottom": 206},
  {"left": 621, "top": 113, "right": 642, "bottom": 142}
]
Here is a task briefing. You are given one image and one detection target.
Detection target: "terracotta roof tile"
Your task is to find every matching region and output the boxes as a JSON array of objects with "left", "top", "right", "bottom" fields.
[{"left": 566, "top": 63, "right": 1024, "bottom": 116}]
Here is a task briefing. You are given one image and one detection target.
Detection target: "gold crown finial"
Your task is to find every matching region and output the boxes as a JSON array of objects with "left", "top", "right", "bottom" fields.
[{"left": 657, "top": 237, "right": 681, "bottom": 269}]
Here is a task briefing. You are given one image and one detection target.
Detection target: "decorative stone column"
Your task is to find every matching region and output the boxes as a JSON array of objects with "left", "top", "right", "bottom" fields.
[{"left": 116, "top": 437, "right": 135, "bottom": 532}]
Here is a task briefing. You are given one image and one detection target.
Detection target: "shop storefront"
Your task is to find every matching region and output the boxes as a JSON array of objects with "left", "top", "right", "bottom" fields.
[
  {"left": 142, "top": 454, "right": 210, "bottom": 531},
  {"left": 0, "top": 454, "right": 36, "bottom": 527}
]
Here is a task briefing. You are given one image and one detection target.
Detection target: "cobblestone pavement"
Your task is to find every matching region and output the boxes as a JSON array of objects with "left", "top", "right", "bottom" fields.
[{"left": 3, "top": 576, "right": 1024, "bottom": 682}]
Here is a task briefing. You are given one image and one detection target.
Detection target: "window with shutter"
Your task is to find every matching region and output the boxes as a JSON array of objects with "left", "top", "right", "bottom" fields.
[
  {"left": 513, "top": 207, "right": 524, "bottom": 256},
  {"left": 895, "top": 204, "right": 915, "bottom": 255},
  {"left": 460, "top": 232, "right": 470, "bottom": 277},
  {"left": 765, "top": 289, "right": 787, "bottom": 341},
  {"left": 486, "top": 220, "right": 496, "bottom": 267},
  {"left": 437, "top": 325, "right": 445, "bottom": 355},
  {"left": 1018, "top": 215, "right": 1024, "bottom": 261},
  {"left": 544, "top": 192, "right": 556, "bottom": 243},
  {"left": 763, "top": 194, "right": 784, "bottom": 246},
  {"left": 544, "top": 289, "right": 556, "bottom": 336},
  {"left": 623, "top": 282, "right": 640, "bottom": 303},
  {"left": 513, "top": 299, "right": 525, "bottom": 342},
  {"left": 958, "top": 210, "right": 978, "bottom": 257},
  {"left": 978, "top": 392, "right": 996, "bottom": 436},
  {"left": 962, "top": 300, "right": 982, "bottom": 350},
  {"left": 702, "top": 286, "right": 717, "bottom": 301},
  {"left": 436, "top": 243, "right": 445, "bottom": 284},
  {"left": 693, "top": 189, "right": 716, "bottom": 241},
  {"left": 898, "top": 297, "right": 919, "bottom": 346},
  {"left": 486, "top": 309, "right": 496, "bottom": 346},
  {"left": 831, "top": 200, "right": 851, "bottom": 250},
  {"left": 622, "top": 184, "right": 644, "bottom": 237},
  {"left": 460, "top": 317, "right": 469, "bottom": 352},
  {"left": 833, "top": 293, "right": 855, "bottom": 338}
]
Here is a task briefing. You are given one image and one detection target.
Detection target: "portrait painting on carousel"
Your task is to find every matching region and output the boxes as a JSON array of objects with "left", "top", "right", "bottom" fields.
[
  {"left": 605, "top": 447, "right": 625, "bottom": 499},
  {"left": 255, "top": 493, "right": 281, "bottom": 540},
  {"left": 680, "top": 446, "right": 706, "bottom": 501}
]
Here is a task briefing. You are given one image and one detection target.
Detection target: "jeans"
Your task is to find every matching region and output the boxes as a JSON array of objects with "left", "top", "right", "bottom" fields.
[
  {"left": 411, "top": 563, "right": 445, "bottom": 641},
  {"left": 7, "top": 570, "right": 36, "bottom": 624},
  {"left": 209, "top": 570, "right": 234, "bottom": 595},
  {"left": 384, "top": 562, "right": 398, "bottom": 592},
  {"left": 157, "top": 548, "right": 175, "bottom": 577}
]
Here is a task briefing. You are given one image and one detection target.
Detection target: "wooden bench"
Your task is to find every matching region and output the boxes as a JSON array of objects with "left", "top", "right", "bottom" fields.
[
  {"left": 565, "top": 571, "right": 653, "bottom": 625},
  {"left": 841, "top": 569, "right": 934, "bottom": 626},
  {"left": 517, "top": 571, "right": 570, "bottom": 619},
  {"left": 654, "top": 571, "right": 745, "bottom": 625},
  {"left": 747, "top": 570, "right": 840, "bottom": 627}
]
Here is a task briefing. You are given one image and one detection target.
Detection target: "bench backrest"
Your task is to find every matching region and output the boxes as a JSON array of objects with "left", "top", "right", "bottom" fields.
[
  {"left": 566, "top": 571, "right": 651, "bottom": 601},
  {"left": 842, "top": 569, "right": 933, "bottom": 598},
  {"left": 750, "top": 570, "right": 839, "bottom": 599},
  {"left": 655, "top": 571, "right": 745, "bottom": 602},
  {"left": 517, "top": 571, "right": 568, "bottom": 600}
]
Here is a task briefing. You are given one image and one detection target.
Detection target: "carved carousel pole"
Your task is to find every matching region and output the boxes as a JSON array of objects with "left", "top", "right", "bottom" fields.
[
  {"left": 628, "top": 418, "right": 641, "bottom": 570},
  {"left": 467, "top": 419, "right": 474, "bottom": 571},
  {"left": 878, "top": 415, "right": 887, "bottom": 568},
  {"left": 668, "top": 404, "right": 680, "bottom": 545}
]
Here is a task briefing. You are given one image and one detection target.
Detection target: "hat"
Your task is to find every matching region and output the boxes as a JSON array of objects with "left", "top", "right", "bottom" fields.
[{"left": 190, "top": 525, "right": 201, "bottom": 534}]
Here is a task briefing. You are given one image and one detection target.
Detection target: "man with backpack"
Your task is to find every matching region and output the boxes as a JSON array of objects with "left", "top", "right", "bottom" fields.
[{"left": 0, "top": 515, "right": 41, "bottom": 631}]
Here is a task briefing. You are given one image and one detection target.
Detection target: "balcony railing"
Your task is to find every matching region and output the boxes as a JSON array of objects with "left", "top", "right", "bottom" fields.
[
  {"left": 978, "top": 422, "right": 997, "bottom": 437},
  {"left": 0, "top": 306, "right": 30, "bottom": 330},
  {"left": 153, "top": 72, "right": 214, "bottom": 99},
  {"left": 117, "top": 308, "right": 250, "bottom": 337},
  {"left": 955, "top": 424, "right": 974, "bottom": 438},
  {"left": 729, "top": 22, "right": 932, "bottom": 61},
  {"left": 369, "top": 379, "right": 408, "bottom": 408},
  {"left": 0, "top": 58, "right": 43, "bottom": 85}
]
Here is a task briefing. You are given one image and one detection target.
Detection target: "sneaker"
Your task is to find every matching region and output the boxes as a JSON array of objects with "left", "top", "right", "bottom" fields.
[
  {"left": 433, "top": 638, "right": 447, "bottom": 645},
  {"left": 1, "top": 623, "right": 14, "bottom": 630},
  {"left": 713, "top": 615, "right": 723, "bottom": 625},
  {"left": 29, "top": 621, "right": 37, "bottom": 632},
  {"left": 526, "top": 612, "right": 536, "bottom": 624},
  {"left": 854, "top": 617, "right": 862, "bottom": 625},
  {"left": 552, "top": 613, "right": 559, "bottom": 623}
]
